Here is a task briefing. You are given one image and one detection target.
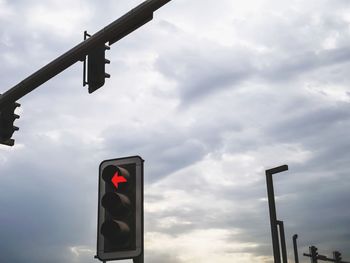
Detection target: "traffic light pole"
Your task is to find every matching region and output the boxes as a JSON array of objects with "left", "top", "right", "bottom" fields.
[
  {"left": 277, "top": 220, "right": 288, "bottom": 263},
  {"left": 293, "top": 234, "right": 299, "bottom": 263},
  {"left": 0, "top": 0, "right": 171, "bottom": 109}
]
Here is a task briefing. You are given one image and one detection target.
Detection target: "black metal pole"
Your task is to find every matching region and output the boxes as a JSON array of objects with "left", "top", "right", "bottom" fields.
[
  {"left": 277, "top": 220, "right": 288, "bottom": 263},
  {"left": 293, "top": 234, "right": 299, "bottom": 263},
  {"left": 0, "top": 0, "right": 171, "bottom": 109},
  {"left": 266, "top": 165, "right": 288, "bottom": 263}
]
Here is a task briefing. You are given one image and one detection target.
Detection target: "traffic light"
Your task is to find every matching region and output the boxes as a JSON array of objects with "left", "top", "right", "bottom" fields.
[
  {"left": 0, "top": 101, "right": 20, "bottom": 146},
  {"left": 96, "top": 156, "right": 144, "bottom": 262},
  {"left": 310, "top": 246, "right": 318, "bottom": 263},
  {"left": 333, "top": 251, "right": 342, "bottom": 263},
  {"left": 87, "top": 43, "right": 110, "bottom": 93}
]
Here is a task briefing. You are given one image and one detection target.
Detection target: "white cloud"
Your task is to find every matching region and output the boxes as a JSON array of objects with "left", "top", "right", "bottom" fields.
[
  {"left": 24, "top": 1, "right": 91, "bottom": 38},
  {"left": 146, "top": 229, "right": 262, "bottom": 263}
]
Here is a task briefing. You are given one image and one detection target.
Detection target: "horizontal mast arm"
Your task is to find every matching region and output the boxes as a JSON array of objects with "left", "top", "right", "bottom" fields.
[{"left": 0, "top": 0, "right": 171, "bottom": 108}]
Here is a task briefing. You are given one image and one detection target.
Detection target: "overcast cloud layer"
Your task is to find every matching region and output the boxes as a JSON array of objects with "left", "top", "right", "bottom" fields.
[{"left": 1, "top": 0, "right": 350, "bottom": 262}]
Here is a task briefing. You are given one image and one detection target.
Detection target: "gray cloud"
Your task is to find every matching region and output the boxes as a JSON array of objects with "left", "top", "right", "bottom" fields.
[{"left": 0, "top": 0, "right": 350, "bottom": 262}]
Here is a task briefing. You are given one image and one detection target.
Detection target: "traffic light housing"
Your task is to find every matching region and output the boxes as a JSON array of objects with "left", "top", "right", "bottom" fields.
[
  {"left": 96, "top": 156, "right": 144, "bottom": 262},
  {"left": 310, "top": 246, "right": 318, "bottom": 263},
  {"left": 0, "top": 101, "right": 20, "bottom": 146},
  {"left": 86, "top": 43, "right": 110, "bottom": 93},
  {"left": 333, "top": 251, "right": 342, "bottom": 262}
]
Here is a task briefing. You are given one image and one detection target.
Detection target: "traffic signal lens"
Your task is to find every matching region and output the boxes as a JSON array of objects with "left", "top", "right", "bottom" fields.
[
  {"left": 102, "top": 165, "right": 118, "bottom": 181},
  {"left": 101, "top": 192, "right": 131, "bottom": 218},
  {"left": 102, "top": 165, "right": 130, "bottom": 191},
  {"left": 101, "top": 220, "right": 130, "bottom": 246}
]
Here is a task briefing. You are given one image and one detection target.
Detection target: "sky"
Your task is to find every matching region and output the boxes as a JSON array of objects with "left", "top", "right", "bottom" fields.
[{"left": 0, "top": 0, "right": 350, "bottom": 262}]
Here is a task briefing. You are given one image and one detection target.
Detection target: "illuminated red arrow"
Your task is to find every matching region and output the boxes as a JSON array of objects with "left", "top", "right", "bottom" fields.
[{"left": 111, "top": 171, "right": 127, "bottom": 189}]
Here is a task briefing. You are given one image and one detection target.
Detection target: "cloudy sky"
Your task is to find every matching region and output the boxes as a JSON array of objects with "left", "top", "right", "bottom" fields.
[{"left": 1, "top": 0, "right": 350, "bottom": 262}]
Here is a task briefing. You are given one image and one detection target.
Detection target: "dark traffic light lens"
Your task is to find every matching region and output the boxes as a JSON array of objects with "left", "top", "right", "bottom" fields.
[
  {"left": 102, "top": 165, "right": 118, "bottom": 182},
  {"left": 101, "top": 192, "right": 131, "bottom": 218},
  {"left": 101, "top": 220, "right": 130, "bottom": 246}
]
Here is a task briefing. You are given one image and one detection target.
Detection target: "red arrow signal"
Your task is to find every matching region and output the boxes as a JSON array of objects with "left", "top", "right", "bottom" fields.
[{"left": 111, "top": 171, "right": 127, "bottom": 189}]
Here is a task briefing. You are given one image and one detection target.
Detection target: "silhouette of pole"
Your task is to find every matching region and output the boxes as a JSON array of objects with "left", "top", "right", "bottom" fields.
[
  {"left": 0, "top": 0, "right": 171, "bottom": 109},
  {"left": 277, "top": 220, "right": 288, "bottom": 263},
  {"left": 333, "top": 251, "right": 341, "bottom": 263},
  {"left": 304, "top": 248, "right": 350, "bottom": 263},
  {"left": 293, "top": 234, "right": 299, "bottom": 263},
  {"left": 305, "top": 246, "right": 318, "bottom": 263},
  {"left": 265, "top": 165, "right": 289, "bottom": 263},
  {"left": 333, "top": 251, "right": 350, "bottom": 263}
]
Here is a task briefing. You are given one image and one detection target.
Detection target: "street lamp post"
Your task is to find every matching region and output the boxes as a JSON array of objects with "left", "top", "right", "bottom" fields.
[{"left": 265, "top": 164, "right": 289, "bottom": 263}]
